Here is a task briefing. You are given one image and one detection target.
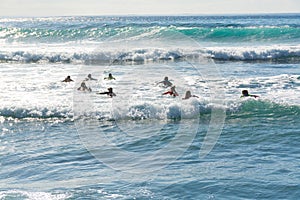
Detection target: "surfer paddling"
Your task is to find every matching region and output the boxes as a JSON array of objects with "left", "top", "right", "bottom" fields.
[
  {"left": 240, "top": 90, "right": 259, "bottom": 98},
  {"left": 157, "top": 76, "right": 173, "bottom": 87},
  {"left": 62, "top": 75, "right": 73, "bottom": 82},
  {"left": 104, "top": 73, "right": 116, "bottom": 80},
  {"left": 97, "top": 87, "right": 116, "bottom": 97},
  {"left": 85, "top": 74, "right": 97, "bottom": 81},
  {"left": 163, "top": 85, "right": 179, "bottom": 97},
  {"left": 182, "top": 90, "right": 199, "bottom": 100},
  {"left": 77, "top": 81, "right": 92, "bottom": 92}
]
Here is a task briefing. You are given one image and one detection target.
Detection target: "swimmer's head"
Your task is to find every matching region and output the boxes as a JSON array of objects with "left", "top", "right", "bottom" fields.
[
  {"left": 164, "top": 76, "right": 168, "bottom": 81},
  {"left": 242, "top": 90, "right": 249, "bottom": 96},
  {"left": 185, "top": 91, "right": 191, "bottom": 98}
]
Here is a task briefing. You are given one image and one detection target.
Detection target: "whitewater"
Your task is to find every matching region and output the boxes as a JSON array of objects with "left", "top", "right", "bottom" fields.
[{"left": 0, "top": 15, "right": 299, "bottom": 199}]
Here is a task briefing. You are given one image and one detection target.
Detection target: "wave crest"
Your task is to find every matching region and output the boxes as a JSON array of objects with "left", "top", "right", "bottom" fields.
[
  {"left": 229, "top": 99, "right": 300, "bottom": 119},
  {"left": 1, "top": 45, "right": 300, "bottom": 64},
  {"left": 1, "top": 99, "right": 299, "bottom": 122}
]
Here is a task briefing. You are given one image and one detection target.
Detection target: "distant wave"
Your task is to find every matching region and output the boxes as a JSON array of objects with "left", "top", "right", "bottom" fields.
[
  {"left": 204, "top": 45, "right": 300, "bottom": 61},
  {"left": 1, "top": 16, "right": 300, "bottom": 63},
  {"left": 0, "top": 49, "right": 181, "bottom": 64},
  {"left": 176, "top": 26, "right": 300, "bottom": 43},
  {"left": 1, "top": 25, "right": 300, "bottom": 43},
  {"left": 1, "top": 45, "right": 300, "bottom": 64}
]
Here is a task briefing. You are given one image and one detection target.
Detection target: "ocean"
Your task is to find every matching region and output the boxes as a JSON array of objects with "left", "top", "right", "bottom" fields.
[{"left": 0, "top": 15, "right": 299, "bottom": 199}]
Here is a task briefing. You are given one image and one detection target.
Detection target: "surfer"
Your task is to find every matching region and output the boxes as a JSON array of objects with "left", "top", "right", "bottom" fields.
[
  {"left": 241, "top": 90, "right": 259, "bottom": 98},
  {"left": 157, "top": 76, "right": 173, "bottom": 87},
  {"left": 163, "top": 85, "right": 178, "bottom": 97},
  {"left": 182, "top": 90, "right": 199, "bottom": 100},
  {"left": 62, "top": 75, "right": 73, "bottom": 82},
  {"left": 104, "top": 73, "right": 116, "bottom": 80},
  {"left": 77, "top": 81, "right": 92, "bottom": 92},
  {"left": 85, "top": 74, "right": 97, "bottom": 81},
  {"left": 97, "top": 87, "right": 116, "bottom": 97}
]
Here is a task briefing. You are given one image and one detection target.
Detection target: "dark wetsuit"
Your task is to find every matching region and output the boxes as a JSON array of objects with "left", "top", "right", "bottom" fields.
[{"left": 98, "top": 88, "right": 116, "bottom": 97}]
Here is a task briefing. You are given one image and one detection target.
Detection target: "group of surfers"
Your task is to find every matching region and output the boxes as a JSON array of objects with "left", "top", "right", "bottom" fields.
[
  {"left": 63, "top": 73, "right": 116, "bottom": 97},
  {"left": 63, "top": 74, "right": 259, "bottom": 99}
]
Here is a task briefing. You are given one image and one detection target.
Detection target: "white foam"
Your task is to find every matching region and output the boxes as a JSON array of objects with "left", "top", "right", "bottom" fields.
[
  {"left": 0, "top": 190, "right": 70, "bottom": 200},
  {"left": 1, "top": 59, "right": 299, "bottom": 121},
  {"left": 203, "top": 45, "right": 300, "bottom": 61},
  {"left": 0, "top": 63, "right": 78, "bottom": 120}
]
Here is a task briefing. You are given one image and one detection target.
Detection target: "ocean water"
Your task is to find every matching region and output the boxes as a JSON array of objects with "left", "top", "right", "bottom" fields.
[{"left": 0, "top": 15, "right": 300, "bottom": 199}]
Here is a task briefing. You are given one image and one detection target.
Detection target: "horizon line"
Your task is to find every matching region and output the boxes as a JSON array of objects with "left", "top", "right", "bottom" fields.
[{"left": 1, "top": 12, "right": 300, "bottom": 18}]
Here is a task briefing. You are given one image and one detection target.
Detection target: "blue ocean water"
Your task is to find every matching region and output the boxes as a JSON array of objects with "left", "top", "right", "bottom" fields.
[{"left": 0, "top": 15, "right": 300, "bottom": 199}]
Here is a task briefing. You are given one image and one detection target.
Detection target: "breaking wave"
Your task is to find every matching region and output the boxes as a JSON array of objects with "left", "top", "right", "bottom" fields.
[{"left": 1, "top": 45, "right": 300, "bottom": 64}]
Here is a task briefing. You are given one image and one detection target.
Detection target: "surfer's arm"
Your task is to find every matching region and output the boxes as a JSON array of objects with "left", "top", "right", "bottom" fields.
[
  {"left": 156, "top": 81, "right": 163, "bottom": 85},
  {"left": 240, "top": 94, "right": 259, "bottom": 98},
  {"left": 97, "top": 92, "right": 108, "bottom": 95}
]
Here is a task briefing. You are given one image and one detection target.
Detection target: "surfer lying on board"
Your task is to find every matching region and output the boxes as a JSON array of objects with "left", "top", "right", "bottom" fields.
[
  {"left": 163, "top": 85, "right": 178, "bottom": 97},
  {"left": 182, "top": 90, "right": 199, "bottom": 100},
  {"left": 157, "top": 76, "right": 173, "bottom": 87},
  {"left": 77, "top": 81, "right": 92, "bottom": 92},
  {"left": 104, "top": 73, "right": 116, "bottom": 80},
  {"left": 241, "top": 90, "right": 259, "bottom": 98},
  {"left": 85, "top": 74, "right": 97, "bottom": 81},
  {"left": 62, "top": 75, "right": 73, "bottom": 82},
  {"left": 97, "top": 87, "right": 116, "bottom": 97}
]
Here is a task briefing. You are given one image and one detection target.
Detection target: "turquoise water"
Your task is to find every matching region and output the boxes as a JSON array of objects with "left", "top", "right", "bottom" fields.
[{"left": 0, "top": 15, "right": 300, "bottom": 199}]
